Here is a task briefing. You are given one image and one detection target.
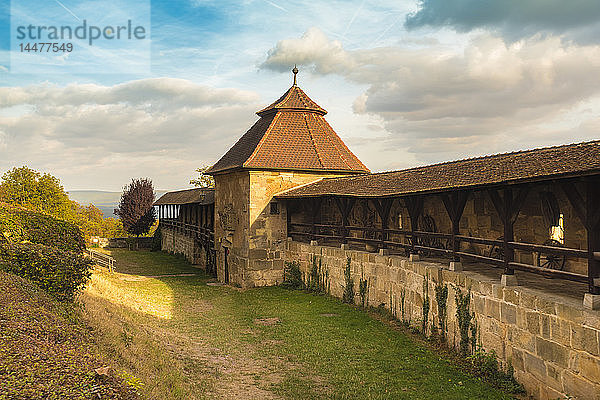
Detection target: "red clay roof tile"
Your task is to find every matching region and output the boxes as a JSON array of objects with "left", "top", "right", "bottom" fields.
[
  {"left": 207, "top": 85, "right": 369, "bottom": 175},
  {"left": 276, "top": 140, "right": 600, "bottom": 198}
]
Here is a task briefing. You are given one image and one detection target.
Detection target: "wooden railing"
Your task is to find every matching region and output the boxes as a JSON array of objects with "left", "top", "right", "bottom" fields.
[
  {"left": 85, "top": 249, "right": 115, "bottom": 273},
  {"left": 288, "top": 222, "right": 595, "bottom": 284},
  {"left": 160, "top": 219, "right": 214, "bottom": 243}
]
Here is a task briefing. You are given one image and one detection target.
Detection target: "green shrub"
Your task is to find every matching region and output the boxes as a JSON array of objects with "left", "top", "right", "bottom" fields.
[
  {"left": 468, "top": 350, "right": 525, "bottom": 394},
  {"left": 0, "top": 203, "right": 84, "bottom": 253},
  {"left": 282, "top": 261, "right": 304, "bottom": 289},
  {"left": 0, "top": 242, "right": 92, "bottom": 301}
]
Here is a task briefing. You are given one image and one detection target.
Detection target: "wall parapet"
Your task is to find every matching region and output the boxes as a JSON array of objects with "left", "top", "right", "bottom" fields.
[
  {"left": 162, "top": 225, "right": 206, "bottom": 268},
  {"left": 285, "top": 240, "right": 600, "bottom": 400}
]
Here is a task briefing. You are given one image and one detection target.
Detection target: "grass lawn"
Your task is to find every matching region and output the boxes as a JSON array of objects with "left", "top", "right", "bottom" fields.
[{"left": 81, "top": 249, "right": 516, "bottom": 400}]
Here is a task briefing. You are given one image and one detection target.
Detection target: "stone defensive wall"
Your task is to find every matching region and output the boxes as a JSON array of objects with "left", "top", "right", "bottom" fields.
[
  {"left": 286, "top": 240, "right": 600, "bottom": 400},
  {"left": 161, "top": 226, "right": 207, "bottom": 268}
]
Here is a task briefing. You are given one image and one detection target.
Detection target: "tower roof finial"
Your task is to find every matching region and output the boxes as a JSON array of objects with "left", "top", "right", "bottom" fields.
[{"left": 292, "top": 65, "right": 298, "bottom": 86}]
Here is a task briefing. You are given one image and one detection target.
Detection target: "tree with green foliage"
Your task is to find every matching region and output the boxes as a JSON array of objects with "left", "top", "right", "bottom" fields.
[
  {"left": 0, "top": 166, "right": 72, "bottom": 220},
  {"left": 70, "top": 203, "right": 126, "bottom": 239},
  {"left": 190, "top": 165, "right": 215, "bottom": 188},
  {"left": 114, "top": 178, "right": 156, "bottom": 236}
]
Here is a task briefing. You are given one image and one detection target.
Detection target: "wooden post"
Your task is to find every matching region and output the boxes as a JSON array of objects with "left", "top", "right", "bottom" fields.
[
  {"left": 562, "top": 178, "right": 600, "bottom": 295},
  {"left": 308, "top": 197, "right": 323, "bottom": 241},
  {"left": 285, "top": 199, "right": 301, "bottom": 239},
  {"left": 335, "top": 197, "right": 356, "bottom": 244},
  {"left": 404, "top": 196, "right": 424, "bottom": 256},
  {"left": 286, "top": 200, "right": 292, "bottom": 235},
  {"left": 441, "top": 191, "right": 469, "bottom": 262},
  {"left": 372, "top": 198, "right": 393, "bottom": 250},
  {"left": 587, "top": 179, "right": 600, "bottom": 295},
  {"left": 489, "top": 186, "right": 529, "bottom": 277}
]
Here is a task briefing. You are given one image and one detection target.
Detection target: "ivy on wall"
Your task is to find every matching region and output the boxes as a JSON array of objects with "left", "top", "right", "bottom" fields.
[
  {"left": 342, "top": 257, "right": 355, "bottom": 304},
  {"left": 434, "top": 282, "right": 448, "bottom": 341}
]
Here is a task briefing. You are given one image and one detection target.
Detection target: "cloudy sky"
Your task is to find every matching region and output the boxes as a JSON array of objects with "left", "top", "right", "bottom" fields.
[{"left": 1, "top": 0, "right": 600, "bottom": 191}]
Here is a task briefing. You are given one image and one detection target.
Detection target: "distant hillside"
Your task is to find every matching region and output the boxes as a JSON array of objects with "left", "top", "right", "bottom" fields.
[{"left": 68, "top": 190, "right": 168, "bottom": 218}]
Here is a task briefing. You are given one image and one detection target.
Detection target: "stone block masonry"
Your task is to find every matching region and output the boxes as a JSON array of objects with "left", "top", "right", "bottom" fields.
[
  {"left": 286, "top": 240, "right": 600, "bottom": 400},
  {"left": 161, "top": 226, "right": 207, "bottom": 268}
]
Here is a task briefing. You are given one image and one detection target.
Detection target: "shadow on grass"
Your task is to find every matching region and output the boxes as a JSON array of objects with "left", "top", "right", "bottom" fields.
[{"left": 82, "top": 249, "right": 517, "bottom": 400}]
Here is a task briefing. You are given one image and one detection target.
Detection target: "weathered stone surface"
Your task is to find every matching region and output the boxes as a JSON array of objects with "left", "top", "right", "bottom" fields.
[
  {"left": 524, "top": 352, "right": 547, "bottom": 382},
  {"left": 536, "top": 337, "right": 569, "bottom": 368},
  {"left": 584, "top": 293, "right": 600, "bottom": 311},
  {"left": 526, "top": 312, "right": 541, "bottom": 335},
  {"left": 485, "top": 298, "right": 501, "bottom": 319},
  {"left": 503, "top": 288, "right": 520, "bottom": 305},
  {"left": 540, "top": 314, "right": 550, "bottom": 339},
  {"left": 562, "top": 370, "right": 600, "bottom": 400},
  {"left": 162, "top": 227, "right": 206, "bottom": 267},
  {"left": 512, "top": 347, "right": 525, "bottom": 371},
  {"left": 449, "top": 261, "right": 462, "bottom": 271},
  {"left": 501, "top": 274, "right": 518, "bottom": 287},
  {"left": 536, "top": 298, "right": 557, "bottom": 315},
  {"left": 285, "top": 240, "right": 600, "bottom": 400},
  {"left": 501, "top": 302, "right": 517, "bottom": 325},
  {"left": 510, "top": 328, "right": 535, "bottom": 353},
  {"left": 249, "top": 248, "right": 268, "bottom": 259},
  {"left": 571, "top": 324, "right": 600, "bottom": 356},
  {"left": 550, "top": 317, "right": 571, "bottom": 347},
  {"left": 556, "top": 303, "right": 583, "bottom": 324},
  {"left": 521, "top": 291, "right": 538, "bottom": 309},
  {"left": 584, "top": 311, "right": 600, "bottom": 331},
  {"left": 545, "top": 362, "right": 563, "bottom": 392}
]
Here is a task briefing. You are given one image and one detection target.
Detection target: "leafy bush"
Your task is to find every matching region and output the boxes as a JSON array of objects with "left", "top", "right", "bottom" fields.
[
  {"left": 0, "top": 203, "right": 85, "bottom": 253},
  {"left": 0, "top": 166, "right": 73, "bottom": 220},
  {"left": 0, "top": 242, "right": 92, "bottom": 301},
  {"left": 468, "top": 350, "right": 525, "bottom": 394},
  {"left": 282, "top": 261, "right": 304, "bottom": 289}
]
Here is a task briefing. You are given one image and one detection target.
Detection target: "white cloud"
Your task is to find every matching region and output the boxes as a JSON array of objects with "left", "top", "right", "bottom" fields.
[
  {"left": 261, "top": 27, "right": 355, "bottom": 74},
  {"left": 262, "top": 28, "right": 600, "bottom": 162},
  {"left": 0, "top": 78, "right": 261, "bottom": 190},
  {"left": 404, "top": 0, "right": 600, "bottom": 43}
]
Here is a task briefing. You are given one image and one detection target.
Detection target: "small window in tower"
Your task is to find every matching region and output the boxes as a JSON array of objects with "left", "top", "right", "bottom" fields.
[
  {"left": 398, "top": 214, "right": 403, "bottom": 229},
  {"left": 270, "top": 202, "right": 279, "bottom": 215}
]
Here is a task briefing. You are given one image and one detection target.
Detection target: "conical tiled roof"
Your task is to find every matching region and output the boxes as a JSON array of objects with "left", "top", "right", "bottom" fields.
[
  {"left": 207, "top": 82, "right": 369, "bottom": 175},
  {"left": 256, "top": 85, "right": 327, "bottom": 116}
]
